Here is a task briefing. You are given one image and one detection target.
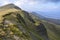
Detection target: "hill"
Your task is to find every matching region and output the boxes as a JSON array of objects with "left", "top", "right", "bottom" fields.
[
  {"left": 0, "top": 4, "right": 60, "bottom": 40},
  {"left": 30, "top": 12, "right": 60, "bottom": 40}
]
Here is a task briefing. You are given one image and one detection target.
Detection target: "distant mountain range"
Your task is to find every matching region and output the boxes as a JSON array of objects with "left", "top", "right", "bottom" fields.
[
  {"left": 36, "top": 11, "right": 60, "bottom": 19},
  {"left": 32, "top": 12, "right": 60, "bottom": 25},
  {"left": 0, "top": 4, "right": 60, "bottom": 40}
]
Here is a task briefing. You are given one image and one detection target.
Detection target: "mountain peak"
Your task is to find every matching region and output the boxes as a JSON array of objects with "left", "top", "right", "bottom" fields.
[
  {"left": 4, "top": 3, "right": 16, "bottom": 7},
  {"left": 0, "top": 3, "right": 21, "bottom": 10}
]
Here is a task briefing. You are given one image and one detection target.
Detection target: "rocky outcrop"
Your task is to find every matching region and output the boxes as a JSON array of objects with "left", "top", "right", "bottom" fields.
[{"left": 36, "top": 23, "right": 49, "bottom": 40}]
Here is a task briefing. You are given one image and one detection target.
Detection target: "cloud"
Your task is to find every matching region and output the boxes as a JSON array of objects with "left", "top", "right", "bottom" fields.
[
  {"left": 0, "top": 0, "right": 60, "bottom": 12},
  {"left": 0, "top": 0, "right": 12, "bottom": 6},
  {"left": 14, "top": 0, "right": 38, "bottom": 6},
  {"left": 33, "top": 0, "right": 60, "bottom": 2},
  {"left": 47, "top": 0, "right": 60, "bottom": 2}
]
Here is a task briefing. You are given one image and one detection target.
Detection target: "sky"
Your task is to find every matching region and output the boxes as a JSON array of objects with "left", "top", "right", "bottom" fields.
[{"left": 0, "top": 0, "right": 60, "bottom": 19}]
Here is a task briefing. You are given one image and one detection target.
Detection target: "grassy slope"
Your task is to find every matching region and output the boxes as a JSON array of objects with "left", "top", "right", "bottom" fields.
[
  {"left": 42, "top": 20, "right": 60, "bottom": 40},
  {"left": 0, "top": 5, "right": 60, "bottom": 40},
  {"left": 30, "top": 13, "right": 60, "bottom": 40},
  {"left": 0, "top": 8, "right": 20, "bottom": 23},
  {"left": 0, "top": 9, "right": 44, "bottom": 40}
]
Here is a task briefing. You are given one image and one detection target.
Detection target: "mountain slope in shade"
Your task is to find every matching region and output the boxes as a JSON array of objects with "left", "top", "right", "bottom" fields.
[
  {"left": 30, "top": 12, "right": 60, "bottom": 40},
  {"left": 0, "top": 4, "right": 60, "bottom": 40}
]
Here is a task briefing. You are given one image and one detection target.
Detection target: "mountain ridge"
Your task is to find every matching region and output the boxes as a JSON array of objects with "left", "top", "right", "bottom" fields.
[
  {"left": 0, "top": 4, "right": 21, "bottom": 11},
  {"left": 0, "top": 4, "right": 49, "bottom": 40},
  {"left": 0, "top": 4, "right": 60, "bottom": 40}
]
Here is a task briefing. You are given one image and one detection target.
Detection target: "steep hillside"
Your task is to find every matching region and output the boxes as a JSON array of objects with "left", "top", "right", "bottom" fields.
[
  {"left": 0, "top": 4, "right": 60, "bottom": 40},
  {"left": 0, "top": 4, "right": 49, "bottom": 40},
  {"left": 30, "top": 13, "right": 60, "bottom": 40}
]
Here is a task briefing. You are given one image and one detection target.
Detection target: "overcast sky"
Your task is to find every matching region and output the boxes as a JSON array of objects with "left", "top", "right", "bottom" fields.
[{"left": 0, "top": 0, "right": 60, "bottom": 19}]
